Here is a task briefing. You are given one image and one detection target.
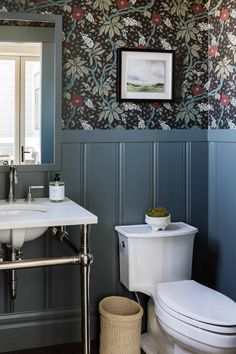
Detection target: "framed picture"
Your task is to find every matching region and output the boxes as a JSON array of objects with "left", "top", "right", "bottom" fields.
[{"left": 117, "top": 48, "right": 174, "bottom": 102}]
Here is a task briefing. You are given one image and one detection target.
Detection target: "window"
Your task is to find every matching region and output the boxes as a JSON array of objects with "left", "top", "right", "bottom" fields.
[{"left": 0, "top": 42, "right": 41, "bottom": 165}]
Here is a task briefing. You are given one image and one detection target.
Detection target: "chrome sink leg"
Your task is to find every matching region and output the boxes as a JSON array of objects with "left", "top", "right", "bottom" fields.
[{"left": 80, "top": 225, "right": 93, "bottom": 354}]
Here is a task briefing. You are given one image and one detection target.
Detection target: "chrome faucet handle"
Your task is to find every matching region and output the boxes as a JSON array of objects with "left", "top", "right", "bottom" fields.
[{"left": 25, "top": 185, "right": 44, "bottom": 202}]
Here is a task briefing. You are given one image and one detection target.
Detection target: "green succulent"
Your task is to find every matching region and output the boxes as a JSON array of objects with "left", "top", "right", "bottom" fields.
[{"left": 146, "top": 207, "right": 169, "bottom": 218}]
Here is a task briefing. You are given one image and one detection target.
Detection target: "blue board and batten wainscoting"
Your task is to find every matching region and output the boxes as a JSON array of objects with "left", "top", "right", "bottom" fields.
[
  {"left": 208, "top": 131, "right": 236, "bottom": 300},
  {"left": 0, "top": 129, "right": 235, "bottom": 351}
]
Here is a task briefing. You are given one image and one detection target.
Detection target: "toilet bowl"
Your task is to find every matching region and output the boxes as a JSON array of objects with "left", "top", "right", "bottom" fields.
[
  {"left": 115, "top": 223, "right": 236, "bottom": 354},
  {"left": 148, "top": 280, "right": 236, "bottom": 354}
]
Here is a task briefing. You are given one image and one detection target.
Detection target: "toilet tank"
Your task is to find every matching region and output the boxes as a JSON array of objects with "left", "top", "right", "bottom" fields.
[{"left": 115, "top": 222, "right": 198, "bottom": 293}]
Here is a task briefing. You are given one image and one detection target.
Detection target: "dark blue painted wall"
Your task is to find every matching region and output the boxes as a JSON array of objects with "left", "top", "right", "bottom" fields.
[
  {"left": 1, "top": 130, "right": 236, "bottom": 351},
  {"left": 208, "top": 131, "right": 236, "bottom": 300}
]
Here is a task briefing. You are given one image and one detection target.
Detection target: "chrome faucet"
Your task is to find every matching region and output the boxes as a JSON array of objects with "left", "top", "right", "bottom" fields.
[
  {"left": 8, "top": 165, "right": 18, "bottom": 203},
  {"left": 25, "top": 185, "right": 44, "bottom": 202}
]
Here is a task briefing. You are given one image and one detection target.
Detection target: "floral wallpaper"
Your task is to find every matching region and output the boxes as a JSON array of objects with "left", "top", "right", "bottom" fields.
[
  {"left": 208, "top": 0, "right": 236, "bottom": 128},
  {"left": 1, "top": 1, "right": 234, "bottom": 130}
]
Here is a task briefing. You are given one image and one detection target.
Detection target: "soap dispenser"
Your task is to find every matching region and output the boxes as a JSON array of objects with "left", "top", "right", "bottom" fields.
[{"left": 49, "top": 173, "right": 65, "bottom": 202}]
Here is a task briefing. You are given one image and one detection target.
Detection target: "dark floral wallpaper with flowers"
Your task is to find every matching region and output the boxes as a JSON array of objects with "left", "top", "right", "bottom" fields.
[
  {"left": 0, "top": 1, "right": 235, "bottom": 129},
  {"left": 208, "top": 0, "right": 236, "bottom": 128}
]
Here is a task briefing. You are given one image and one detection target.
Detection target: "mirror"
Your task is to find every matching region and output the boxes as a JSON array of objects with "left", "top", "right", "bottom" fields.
[{"left": 0, "top": 12, "right": 62, "bottom": 169}]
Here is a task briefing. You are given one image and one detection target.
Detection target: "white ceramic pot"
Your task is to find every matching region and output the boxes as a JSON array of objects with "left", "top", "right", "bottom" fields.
[{"left": 145, "top": 214, "right": 171, "bottom": 231}]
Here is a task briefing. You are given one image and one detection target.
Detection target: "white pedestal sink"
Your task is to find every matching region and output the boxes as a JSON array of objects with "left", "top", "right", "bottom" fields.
[
  {"left": 0, "top": 198, "right": 97, "bottom": 249},
  {"left": 0, "top": 197, "right": 98, "bottom": 352}
]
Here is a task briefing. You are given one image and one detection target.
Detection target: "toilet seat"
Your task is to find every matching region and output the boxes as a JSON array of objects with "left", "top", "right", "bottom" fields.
[
  {"left": 153, "top": 280, "right": 236, "bottom": 349},
  {"left": 155, "top": 295, "right": 236, "bottom": 334},
  {"left": 154, "top": 280, "right": 236, "bottom": 335}
]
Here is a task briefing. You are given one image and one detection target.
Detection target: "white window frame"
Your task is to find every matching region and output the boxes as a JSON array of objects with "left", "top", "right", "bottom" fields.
[
  {"left": 20, "top": 56, "right": 41, "bottom": 164},
  {"left": 0, "top": 54, "right": 40, "bottom": 164},
  {"left": 0, "top": 55, "right": 20, "bottom": 164}
]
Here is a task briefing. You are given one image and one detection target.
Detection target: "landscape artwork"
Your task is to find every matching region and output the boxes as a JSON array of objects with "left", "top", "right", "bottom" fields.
[
  {"left": 117, "top": 49, "right": 174, "bottom": 102},
  {"left": 126, "top": 59, "right": 165, "bottom": 93}
]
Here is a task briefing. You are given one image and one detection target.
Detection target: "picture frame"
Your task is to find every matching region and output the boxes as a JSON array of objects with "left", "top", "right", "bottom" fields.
[{"left": 117, "top": 48, "right": 174, "bottom": 102}]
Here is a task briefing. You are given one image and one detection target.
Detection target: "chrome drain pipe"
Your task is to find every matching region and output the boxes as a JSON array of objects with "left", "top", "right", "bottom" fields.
[
  {"left": 51, "top": 226, "right": 80, "bottom": 253},
  {"left": 9, "top": 249, "right": 17, "bottom": 300}
]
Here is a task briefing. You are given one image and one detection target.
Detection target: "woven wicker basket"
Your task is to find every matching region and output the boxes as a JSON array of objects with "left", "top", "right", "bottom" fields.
[{"left": 99, "top": 296, "right": 143, "bottom": 354}]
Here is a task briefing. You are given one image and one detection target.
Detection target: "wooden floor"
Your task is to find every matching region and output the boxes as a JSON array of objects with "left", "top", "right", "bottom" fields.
[
  {"left": 2, "top": 342, "right": 145, "bottom": 354},
  {"left": 2, "top": 342, "right": 99, "bottom": 354}
]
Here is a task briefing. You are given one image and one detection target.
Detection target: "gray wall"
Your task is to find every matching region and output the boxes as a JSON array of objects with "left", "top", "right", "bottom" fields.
[{"left": 1, "top": 129, "right": 235, "bottom": 352}]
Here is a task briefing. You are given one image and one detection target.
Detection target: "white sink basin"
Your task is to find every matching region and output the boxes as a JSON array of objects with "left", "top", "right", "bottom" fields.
[
  {"left": 0, "top": 203, "right": 48, "bottom": 249},
  {"left": 0, "top": 203, "right": 48, "bottom": 215},
  {"left": 0, "top": 198, "right": 98, "bottom": 249}
]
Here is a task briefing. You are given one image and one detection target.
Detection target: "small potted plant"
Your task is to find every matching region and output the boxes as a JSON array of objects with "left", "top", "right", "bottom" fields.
[{"left": 145, "top": 207, "right": 171, "bottom": 231}]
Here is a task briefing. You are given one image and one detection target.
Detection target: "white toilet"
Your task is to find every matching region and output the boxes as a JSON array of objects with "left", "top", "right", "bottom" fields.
[{"left": 115, "top": 222, "right": 236, "bottom": 354}]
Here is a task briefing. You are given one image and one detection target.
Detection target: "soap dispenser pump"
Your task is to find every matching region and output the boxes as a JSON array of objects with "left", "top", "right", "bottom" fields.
[{"left": 49, "top": 173, "right": 65, "bottom": 202}]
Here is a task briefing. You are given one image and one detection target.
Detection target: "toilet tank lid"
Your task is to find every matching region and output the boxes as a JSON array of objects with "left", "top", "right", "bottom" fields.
[
  {"left": 156, "top": 280, "right": 236, "bottom": 326},
  {"left": 115, "top": 222, "right": 198, "bottom": 238}
]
